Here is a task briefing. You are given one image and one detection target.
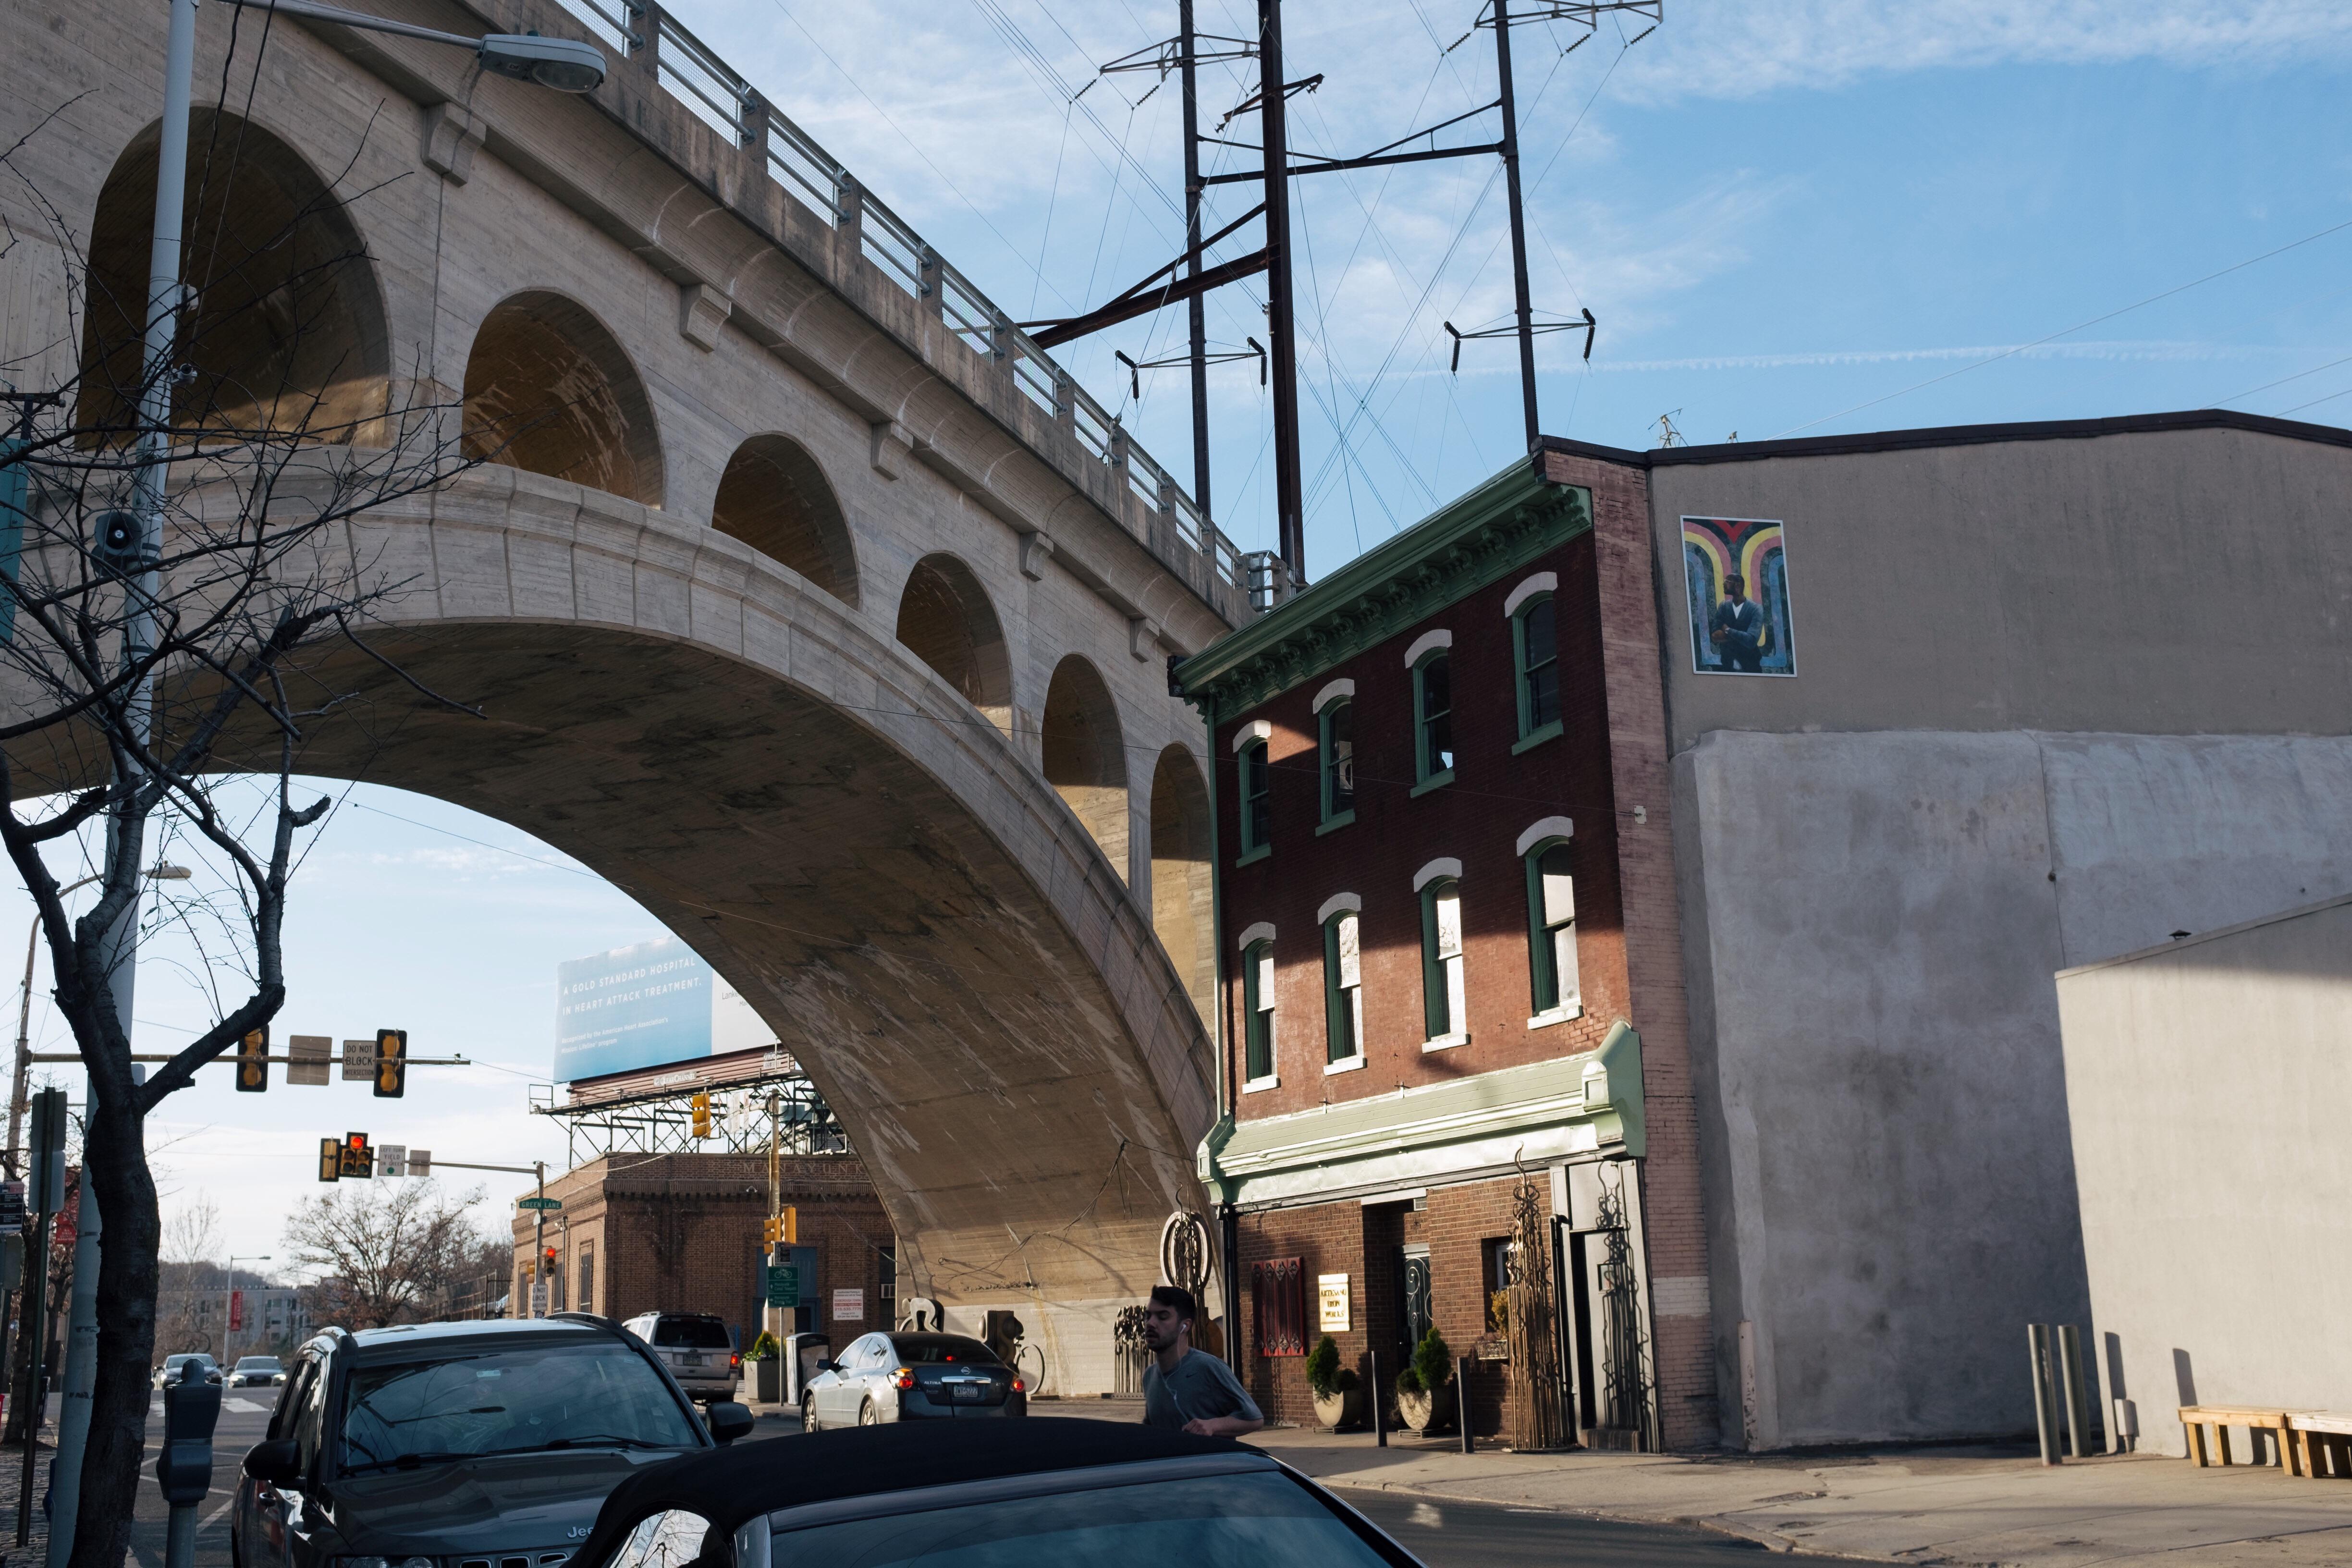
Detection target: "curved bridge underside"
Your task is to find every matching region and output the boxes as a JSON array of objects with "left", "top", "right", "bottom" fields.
[{"left": 11, "top": 463, "right": 1216, "bottom": 1362}]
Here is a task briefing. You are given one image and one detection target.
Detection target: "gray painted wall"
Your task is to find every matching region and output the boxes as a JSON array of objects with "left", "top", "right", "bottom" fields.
[
  {"left": 1645, "top": 426, "right": 2352, "bottom": 752},
  {"left": 1677, "top": 728, "right": 2352, "bottom": 1447},
  {"left": 2057, "top": 897, "right": 2352, "bottom": 1457}
]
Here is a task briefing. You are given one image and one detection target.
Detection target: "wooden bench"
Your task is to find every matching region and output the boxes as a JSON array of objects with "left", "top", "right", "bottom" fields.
[
  {"left": 2179, "top": 1406, "right": 2293, "bottom": 1469},
  {"left": 2287, "top": 1413, "right": 2352, "bottom": 1480}
]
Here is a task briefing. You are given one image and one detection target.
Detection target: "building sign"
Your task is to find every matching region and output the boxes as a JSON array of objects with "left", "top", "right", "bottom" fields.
[
  {"left": 832, "top": 1288, "right": 864, "bottom": 1321},
  {"left": 1317, "top": 1273, "right": 1350, "bottom": 1333},
  {"left": 1681, "top": 515, "right": 1797, "bottom": 676},
  {"left": 554, "top": 935, "right": 773, "bottom": 1082}
]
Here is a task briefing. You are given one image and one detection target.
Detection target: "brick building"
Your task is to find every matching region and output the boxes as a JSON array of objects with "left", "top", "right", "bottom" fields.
[
  {"left": 1175, "top": 451, "right": 1710, "bottom": 1449},
  {"left": 509, "top": 1152, "right": 895, "bottom": 1350}
]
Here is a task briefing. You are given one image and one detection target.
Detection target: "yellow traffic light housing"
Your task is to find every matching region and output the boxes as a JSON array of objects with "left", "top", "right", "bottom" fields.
[
  {"left": 373, "top": 1029, "right": 407, "bottom": 1098},
  {"left": 317, "top": 1138, "right": 341, "bottom": 1182},
  {"left": 762, "top": 1215, "right": 781, "bottom": 1246},
  {"left": 691, "top": 1091, "right": 712, "bottom": 1139},
  {"left": 782, "top": 1205, "right": 797, "bottom": 1245},
  {"left": 236, "top": 1028, "right": 269, "bottom": 1092}
]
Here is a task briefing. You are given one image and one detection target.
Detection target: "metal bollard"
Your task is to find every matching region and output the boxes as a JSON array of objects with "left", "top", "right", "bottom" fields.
[
  {"left": 1457, "top": 1355, "right": 1474, "bottom": 1455},
  {"left": 2027, "top": 1325, "right": 2062, "bottom": 1466},
  {"left": 155, "top": 1359, "right": 221, "bottom": 1568},
  {"left": 2056, "top": 1325, "right": 2094, "bottom": 1459},
  {"left": 1369, "top": 1350, "right": 1385, "bottom": 1448}
]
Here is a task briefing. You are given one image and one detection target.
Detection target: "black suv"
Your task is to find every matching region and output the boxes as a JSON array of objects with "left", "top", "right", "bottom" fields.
[{"left": 233, "top": 1316, "right": 752, "bottom": 1568}]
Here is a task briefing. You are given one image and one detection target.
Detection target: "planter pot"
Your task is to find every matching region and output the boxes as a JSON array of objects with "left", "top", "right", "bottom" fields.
[
  {"left": 753, "top": 1358, "right": 782, "bottom": 1403},
  {"left": 1312, "top": 1386, "right": 1364, "bottom": 1430},
  {"left": 1396, "top": 1386, "right": 1446, "bottom": 1434}
]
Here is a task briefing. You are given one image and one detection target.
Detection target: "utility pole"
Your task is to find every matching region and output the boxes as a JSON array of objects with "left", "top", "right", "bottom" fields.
[
  {"left": 1179, "top": 0, "right": 1213, "bottom": 516},
  {"left": 1493, "top": 0, "right": 1541, "bottom": 452},
  {"left": 1258, "top": 0, "right": 1305, "bottom": 587}
]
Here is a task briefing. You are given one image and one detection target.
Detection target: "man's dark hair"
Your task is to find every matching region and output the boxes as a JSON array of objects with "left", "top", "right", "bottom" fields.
[
  {"left": 1149, "top": 1284, "right": 1196, "bottom": 1323},
  {"left": 1724, "top": 573, "right": 1745, "bottom": 590}
]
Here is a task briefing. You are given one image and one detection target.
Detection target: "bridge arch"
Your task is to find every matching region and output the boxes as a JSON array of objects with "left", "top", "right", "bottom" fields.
[
  {"left": 894, "top": 553, "right": 1011, "bottom": 733},
  {"left": 1149, "top": 745, "right": 1214, "bottom": 1021},
  {"left": 462, "top": 291, "right": 664, "bottom": 507},
  {"left": 78, "top": 110, "right": 389, "bottom": 442},
  {"left": 710, "top": 434, "right": 858, "bottom": 606},
  {"left": 1042, "top": 654, "right": 1129, "bottom": 880}
]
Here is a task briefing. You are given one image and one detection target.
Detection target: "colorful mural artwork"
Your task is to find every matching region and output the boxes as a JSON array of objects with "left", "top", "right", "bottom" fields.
[{"left": 1682, "top": 515, "right": 1797, "bottom": 677}]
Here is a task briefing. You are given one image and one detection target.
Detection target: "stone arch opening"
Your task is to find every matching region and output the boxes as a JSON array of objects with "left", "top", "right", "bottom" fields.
[
  {"left": 710, "top": 434, "right": 858, "bottom": 605},
  {"left": 463, "top": 291, "right": 664, "bottom": 506},
  {"left": 894, "top": 553, "right": 1010, "bottom": 731},
  {"left": 1150, "top": 745, "right": 1213, "bottom": 1022},
  {"left": 1042, "top": 655, "right": 1129, "bottom": 879},
  {"left": 79, "top": 110, "right": 390, "bottom": 442}
]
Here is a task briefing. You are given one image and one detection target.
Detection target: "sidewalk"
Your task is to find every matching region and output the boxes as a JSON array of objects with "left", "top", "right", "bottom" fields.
[{"left": 1249, "top": 1426, "right": 2352, "bottom": 1567}]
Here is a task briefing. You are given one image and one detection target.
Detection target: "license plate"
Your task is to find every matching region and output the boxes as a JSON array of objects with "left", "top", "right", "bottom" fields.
[
  {"left": 952, "top": 1383, "right": 986, "bottom": 1403},
  {"left": 680, "top": 1354, "right": 705, "bottom": 1368}
]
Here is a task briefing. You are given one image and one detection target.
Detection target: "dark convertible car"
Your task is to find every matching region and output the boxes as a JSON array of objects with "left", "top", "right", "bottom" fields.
[{"left": 570, "top": 1419, "right": 1425, "bottom": 1568}]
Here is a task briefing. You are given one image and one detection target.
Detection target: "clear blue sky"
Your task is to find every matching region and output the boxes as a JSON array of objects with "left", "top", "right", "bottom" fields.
[{"left": 15, "top": 0, "right": 2351, "bottom": 1271}]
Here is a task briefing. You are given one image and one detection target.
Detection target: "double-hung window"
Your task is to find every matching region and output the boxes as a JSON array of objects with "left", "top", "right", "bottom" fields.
[
  {"left": 1242, "top": 939, "right": 1275, "bottom": 1082},
  {"left": 1419, "top": 878, "right": 1467, "bottom": 1044},
  {"left": 1318, "top": 700, "right": 1355, "bottom": 825},
  {"left": 1238, "top": 738, "right": 1271, "bottom": 858},
  {"left": 1414, "top": 654, "right": 1455, "bottom": 783},
  {"left": 1515, "top": 593, "right": 1561, "bottom": 742},
  {"left": 1323, "top": 910, "right": 1364, "bottom": 1065},
  {"left": 1526, "top": 840, "right": 1580, "bottom": 1016}
]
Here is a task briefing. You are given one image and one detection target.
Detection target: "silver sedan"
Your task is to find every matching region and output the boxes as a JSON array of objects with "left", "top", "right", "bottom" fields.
[{"left": 800, "top": 1332, "right": 1025, "bottom": 1429}]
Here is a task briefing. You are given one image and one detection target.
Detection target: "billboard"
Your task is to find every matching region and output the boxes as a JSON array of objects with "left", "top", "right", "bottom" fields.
[{"left": 554, "top": 935, "right": 772, "bottom": 1082}]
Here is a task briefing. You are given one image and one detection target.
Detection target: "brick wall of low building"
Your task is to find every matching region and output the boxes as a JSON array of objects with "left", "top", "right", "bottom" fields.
[{"left": 509, "top": 1152, "right": 894, "bottom": 1346}]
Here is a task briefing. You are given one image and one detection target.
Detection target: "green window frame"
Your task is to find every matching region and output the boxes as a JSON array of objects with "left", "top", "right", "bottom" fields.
[
  {"left": 1413, "top": 652, "right": 1454, "bottom": 784},
  {"left": 1323, "top": 910, "right": 1363, "bottom": 1063},
  {"left": 1525, "top": 840, "right": 1580, "bottom": 1014},
  {"left": 1418, "top": 878, "right": 1465, "bottom": 1040},
  {"left": 1318, "top": 700, "right": 1355, "bottom": 824},
  {"left": 1239, "top": 738, "right": 1271, "bottom": 855},
  {"left": 1242, "top": 939, "right": 1275, "bottom": 1080},
  {"left": 1514, "top": 594, "right": 1561, "bottom": 740}
]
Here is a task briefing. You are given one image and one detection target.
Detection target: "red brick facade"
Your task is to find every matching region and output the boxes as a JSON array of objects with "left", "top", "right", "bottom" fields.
[
  {"left": 509, "top": 1152, "right": 894, "bottom": 1348},
  {"left": 1202, "top": 454, "right": 1718, "bottom": 1449}
]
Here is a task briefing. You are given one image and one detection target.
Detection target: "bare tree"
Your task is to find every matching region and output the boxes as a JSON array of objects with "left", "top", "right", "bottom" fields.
[
  {"left": 282, "top": 1179, "right": 493, "bottom": 1329},
  {"left": 0, "top": 94, "right": 490, "bottom": 1568},
  {"left": 155, "top": 1192, "right": 222, "bottom": 1357}
]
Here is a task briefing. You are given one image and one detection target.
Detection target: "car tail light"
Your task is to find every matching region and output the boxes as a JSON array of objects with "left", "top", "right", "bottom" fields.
[
  {"left": 731, "top": 1353, "right": 742, "bottom": 1371},
  {"left": 1012, "top": 1378, "right": 1024, "bottom": 1393},
  {"left": 895, "top": 1368, "right": 914, "bottom": 1390}
]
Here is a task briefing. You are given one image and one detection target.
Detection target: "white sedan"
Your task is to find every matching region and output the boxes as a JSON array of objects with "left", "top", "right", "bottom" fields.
[{"left": 800, "top": 1332, "right": 1026, "bottom": 1429}]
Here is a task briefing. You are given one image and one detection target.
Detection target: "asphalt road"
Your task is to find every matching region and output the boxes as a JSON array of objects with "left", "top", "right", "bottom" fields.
[{"left": 103, "top": 1397, "right": 1770, "bottom": 1568}]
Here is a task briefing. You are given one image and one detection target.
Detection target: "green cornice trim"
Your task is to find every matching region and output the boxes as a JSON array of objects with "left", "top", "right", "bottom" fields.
[{"left": 1174, "top": 456, "right": 1592, "bottom": 713}]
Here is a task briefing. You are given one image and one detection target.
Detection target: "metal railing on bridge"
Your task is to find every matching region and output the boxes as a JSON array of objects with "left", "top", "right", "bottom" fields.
[{"left": 543, "top": 0, "right": 1248, "bottom": 608}]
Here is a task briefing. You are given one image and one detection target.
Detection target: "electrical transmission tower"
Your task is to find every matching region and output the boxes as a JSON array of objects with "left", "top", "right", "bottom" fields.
[{"left": 1032, "top": 0, "right": 1663, "bottom": 596}]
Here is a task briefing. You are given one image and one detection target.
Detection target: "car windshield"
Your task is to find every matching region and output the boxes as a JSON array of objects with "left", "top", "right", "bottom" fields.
[
  {"left": 649, "top": 1319, "right": 732, "bottom": 1349},
  {"left": 771, "top": 1471, "right": 1401, "bottom": 1567},
  {"left": 235, "top": 1359, "right": 281, "bottom": 1373},
  {"left": 165, "top": 1355, "right": 212, "bottom": 1370},
  {"left": 886, "top": 1335, "right": 1000, "bottom": 1366},
  {"left": 339, "top": 1340, "right": 700, "bottom": 1473}
]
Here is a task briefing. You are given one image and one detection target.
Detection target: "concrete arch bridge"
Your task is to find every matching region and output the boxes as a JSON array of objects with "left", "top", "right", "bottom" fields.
[{"left": 0, "top": 0, "right": 1246, "bottom": 1387}]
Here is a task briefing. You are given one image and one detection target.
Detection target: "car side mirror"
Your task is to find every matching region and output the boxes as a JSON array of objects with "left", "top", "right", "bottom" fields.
[
  {"left": 243, "top": 1438, "right": 301, "bottom": 1487},
  {"left": 815, "top": 1359, "right": 835, "bottom": 1372},
  {"left": 705, "top": 1402, "right": 754, "bottom": 1445}
]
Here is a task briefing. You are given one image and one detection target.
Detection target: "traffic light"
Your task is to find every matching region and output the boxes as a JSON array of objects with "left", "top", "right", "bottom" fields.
[
  {"left": 236, "top": 1028, "right": 269, "bottom": 1092},
  {"left": 783, "top": 1205, "right": 796, "bottom": 1244},
  {"left": 762, "top": 1215, "right": 781, "bottom": 1246},
  {"left": 338, "top": 1132, "right": 373, "bottom": 1179},
  {"left": 317, "top": 1138, "right": 340, "bottom": 1183},
  {"left": 690, "top": 1092, "right": 712, "bottom": 1139},
  {"left": 373, "top": 1029, "right": 407, "bottom": 1098}
]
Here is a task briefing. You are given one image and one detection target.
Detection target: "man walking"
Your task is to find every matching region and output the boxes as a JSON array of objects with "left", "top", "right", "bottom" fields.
[{"left": 1139, "top": 1285, "right": 1263, "bottom": 1436}]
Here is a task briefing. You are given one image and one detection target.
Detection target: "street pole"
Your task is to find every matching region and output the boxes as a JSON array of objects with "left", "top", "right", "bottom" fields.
[
  {"left": 1179, "top": 0, "right": 1212, "bottom": 517},
  {"left": 9, "top": 878, "right": 100, "bottom": 1181},
  {"left": 1257, "top": 0, "right": 1304, "bottom": 589},
  {"left": 534, "top": 1162, "right": 545, "bottom": 1317},
  {"left": 1493, "top": 0, "right": 1541, "bottom": 453},
  {"left": 222, "top": 1254, "right": 269, "bottom": 1370}
]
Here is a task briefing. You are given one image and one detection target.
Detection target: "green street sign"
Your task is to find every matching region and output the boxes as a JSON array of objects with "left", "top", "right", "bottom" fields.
[
  {"left": 766, "top": 1264, "right": 799, "bottom": 1308},
  {"left": 517, "top": 1197, "right": 563, "bottom": 1211}
]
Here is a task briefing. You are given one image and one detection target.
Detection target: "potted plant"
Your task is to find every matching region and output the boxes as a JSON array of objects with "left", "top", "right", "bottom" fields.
[
  {"left": 1304, "top": 1335, "right": 1362, "bottom": 1430},
  {"left": 749, "top": 1330, "right": 782, "bottom": 1403},
  {"left": 1393, "top": 1327, "right": 1451, "bottom": 1434}
]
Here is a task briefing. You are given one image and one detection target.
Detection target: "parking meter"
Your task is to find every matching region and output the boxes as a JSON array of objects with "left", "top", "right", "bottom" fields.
[{"left": 157, "top": 1359, "right": 221, "bottom": 1568}]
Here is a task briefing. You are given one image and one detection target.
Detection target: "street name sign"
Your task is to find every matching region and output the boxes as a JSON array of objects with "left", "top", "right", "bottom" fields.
[{"left": 517, "top": 1197, "right": 563, "bottom": 1210}]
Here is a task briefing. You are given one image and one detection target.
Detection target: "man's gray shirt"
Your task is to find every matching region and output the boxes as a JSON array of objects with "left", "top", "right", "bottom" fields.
[{"left": 1142, "top": 1348, "right": 1262, "bottom": 1430}]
